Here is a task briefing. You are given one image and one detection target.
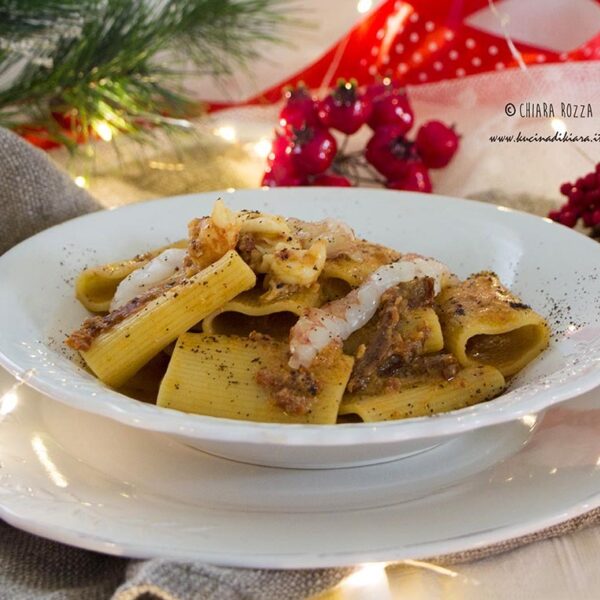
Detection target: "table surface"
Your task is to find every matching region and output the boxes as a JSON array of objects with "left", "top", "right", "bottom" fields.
[{"left": 46, "top": 102, "right": 600, "bottom": 600}]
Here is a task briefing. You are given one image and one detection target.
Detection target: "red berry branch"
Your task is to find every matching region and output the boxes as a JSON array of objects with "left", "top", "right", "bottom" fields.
[
  {"left": 549, "top": 164, "right": 600, "bottom": 238},
  {"left": 262, "top": 79, "right": 460, "bottom": 191}
]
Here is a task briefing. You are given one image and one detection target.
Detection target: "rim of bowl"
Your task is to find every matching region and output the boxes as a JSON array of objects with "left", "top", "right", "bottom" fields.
[{"left": 0, "top": 188, "right": 599, "bottom": 446}]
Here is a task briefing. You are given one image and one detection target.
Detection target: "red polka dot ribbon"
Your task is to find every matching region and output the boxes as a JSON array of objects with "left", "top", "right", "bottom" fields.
[{"left": 230, "top": 0, "right": 600, "bottom": 108}]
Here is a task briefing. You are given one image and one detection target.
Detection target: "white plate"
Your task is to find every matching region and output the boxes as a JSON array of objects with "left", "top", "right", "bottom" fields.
[
  {"left": 0, "top": 188, "right": 599, "bottom": 467},
  {"left": 1, "top": 367, "right": 600, "bottom": 567}
]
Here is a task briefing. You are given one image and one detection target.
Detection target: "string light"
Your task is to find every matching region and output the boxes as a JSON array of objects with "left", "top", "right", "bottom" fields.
[
  {"left": 357, "top": 0, "right": 372, "bottom": 14},
  {"left": 73, "top": 175, "right": 88, "bottom": 188},
  {"left": 252, "top": 137, "right": 272, "bottom": 158},
  {"left": 214, "top": 125, "right": 237, "bottom": 143},
  {"left": 148, "top": 160, "right": 185, "bottom": 171},
  {"left": 342, "top": 563, "right": 392, "bottom": 599},
  {"left": 93, "top": 120, "right": 113, "bottom": 142}
]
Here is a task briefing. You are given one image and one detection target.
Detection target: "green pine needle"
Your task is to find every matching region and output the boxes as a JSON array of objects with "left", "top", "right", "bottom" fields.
[{"left": 0, "top": 0, "right": 297, "bottom": 149}]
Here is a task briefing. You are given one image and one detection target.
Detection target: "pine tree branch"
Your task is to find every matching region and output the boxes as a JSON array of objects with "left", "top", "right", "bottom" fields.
[{"left": 0, "top": 0, "right": 299, "bottom": 148}]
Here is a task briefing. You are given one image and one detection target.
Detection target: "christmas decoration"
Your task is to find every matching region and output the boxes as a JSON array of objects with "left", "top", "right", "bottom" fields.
[
  {"left": 236, "top": 0, "right": 600, "bottom": 108},
  {"left": 0, "top": 0, "right": 293, "bottom": 151},
  {"left": 549, "top": 165, "right": 600, "bottom": 237},
  {"left": 262, "top": 79, "right": 459, "bottom": 191}
]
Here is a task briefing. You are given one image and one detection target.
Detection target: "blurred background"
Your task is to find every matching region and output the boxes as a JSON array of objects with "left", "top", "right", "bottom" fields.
[{"left": 1, "top": 0, "right": 599, "bottom": 221}]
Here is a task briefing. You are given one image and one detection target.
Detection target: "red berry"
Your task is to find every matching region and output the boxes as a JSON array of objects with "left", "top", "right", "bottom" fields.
[
  {"left": 261, "top": 165, "right": 305, "bottom": 187},
  {"left": 593, "top": 209, "right": 600, "bottom": 226},
  {"left": 318, "top": 80, "right": 372, "bottom": 135},
  {"left": 362, "top": 78, "right": 403, "bottom": 104},
  {"left": 279, "top": 85, "right": 318, "bottom": 130},
  {"left": 267, "top": 133, "right": 293, "bottom": 165},
  {"left": 415, "top": 121, "right": 460, "bottom": 168},
  {"left": 368, "top": 91, "right": 414, "bottom": 133},
  {"left": 556, "top": 209, "right": 579, "bottom": 227},
  {"left": 262, "top": 139, "right": 306, "bottom": 186},
  {"left": 580, "top": 172, "right": 598, "bottom": 190},
  {"left": 595, "top": 163, "right": 600, "bottom": 175},
  {"left": 311, "top": 173, "right": 352, "bottom": 187},
  {"left": 386, "top": 162, "right": 432, "bottom": 193},
  {"left": 582, "top": 210, "right": 596, "bottom": 227},
  {"left": 291, "top": 126, "right": 337, "bottom": 175},
  {"left": 569, "top": 188, "right": 584, "bottom": 205},
  {"left": 567, "top": 191, "right": 585, "bottom": 208},
  {"left": 365, "top": 125, "right": 418, "bottom": 180},
  {"left": 585, "top": 189, "right": 600, "bottom": 208},
  {"left": 559, "top": 182, "right": 573, "bottom": 196},
  {"left": 548, "top": 210, "right": 562, "bottom": 222}
]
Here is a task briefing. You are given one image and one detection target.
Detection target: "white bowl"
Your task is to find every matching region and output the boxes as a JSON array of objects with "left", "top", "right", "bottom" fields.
[{"left": 0, "top": 188, "right": 599, "bottom": 468}]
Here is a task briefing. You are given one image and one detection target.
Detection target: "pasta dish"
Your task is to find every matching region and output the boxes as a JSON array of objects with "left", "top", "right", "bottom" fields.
[{"left": 66, "top": 200, "right": 550, "bottom": 424}]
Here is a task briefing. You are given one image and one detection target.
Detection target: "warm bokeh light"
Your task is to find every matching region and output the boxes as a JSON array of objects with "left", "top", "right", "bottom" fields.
[
  {"left": 356, "top": 0, "right": 372, "bottom": 14},
  {"left": 551, "top": 118, "right": 567, "bottom": 135},
  {"left": 148, "top": 160, "right": 185, "bottom": 172},
  {"left": 253, "top": 137, "right": 272, "bottom": 158},
  {"left": 214, "top": 125, "right": 237, "bottom": 143},
  {"left": 74, "top": 175, "right": 88, "bottom": 188},
  {"left": 342, "top": 563, "right": 392, "bottom": 599},
  {"left": 93, "top": 120, "right": 113, "bottom": 142}
]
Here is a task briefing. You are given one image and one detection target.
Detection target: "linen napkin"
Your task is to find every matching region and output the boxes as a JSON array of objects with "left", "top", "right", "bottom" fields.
[
  {"left": 1, "top": 125, "right": 599, "bottom": 600},
  {"left": 0, "top": 130, "right": 100, "bottom": 254}
]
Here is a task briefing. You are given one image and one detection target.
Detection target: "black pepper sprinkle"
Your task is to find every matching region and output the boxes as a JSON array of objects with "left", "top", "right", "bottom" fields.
[{"left": 509, "top": 301, "right": 530, "bottom": 310}]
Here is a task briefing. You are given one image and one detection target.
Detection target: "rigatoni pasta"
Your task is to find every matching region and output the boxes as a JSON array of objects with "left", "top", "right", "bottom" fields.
[
  {"left": 69, "top": 251, "right": 255, "bottom": 387},
  {"left": 67, "top": 199, "right": 550, "bottom": 423},
  {"left": 339, "top": 366, "right": 505, "bottom": 421},
  {"left": 436, "top": 272, "right": 550, "bottom": 376},
  {"left": 201, "top": 284, "right": 321, "bottom": 339},
  {"left": 158, "top": 333, "right": 353, "bottom": 424},
  {"left": 75, "top": 239, "right": 187, "bottom": 312}
]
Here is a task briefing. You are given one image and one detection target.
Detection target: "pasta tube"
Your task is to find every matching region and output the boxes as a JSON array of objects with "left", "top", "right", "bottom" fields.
[
  {"left": 158, "top": 333, "right": 354, "bottom": 424},
  {"left": 79, "top": 251, "right": 256, "bottom": 387},
  {"left": 344, "top": 307, "right": 444, "bottom": 356},
  {"left": 201, "top": 284, "right": 321, "bottom": 338},
  {"left": 339, "top": 365, "right": 505, "bottom": 421},
  {"left": 436, "top": 272, "right": 550, "bottom": 376},
  {"left": 75, "top": 239, "right": 187, "bottom": 312},
  {"left": 321, "top": 242, "right": 400, "bottom": 287}
]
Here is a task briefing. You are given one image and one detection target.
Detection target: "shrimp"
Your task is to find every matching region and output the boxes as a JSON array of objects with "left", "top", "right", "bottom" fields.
[
  {"left": 259, "top": 240, "right": 328, "bottom": 287},
  {"left": 287, "top": 217, "right": 356, "bottom": 258},
  {"left": 186, "top": 199, "right": 241, "bottom": 272},
  {"left": 288, "top": 255, "right": 451, "bottom": 369},
  {"left": 110, "top": 248, "right": 187, "bottom": 311}
]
